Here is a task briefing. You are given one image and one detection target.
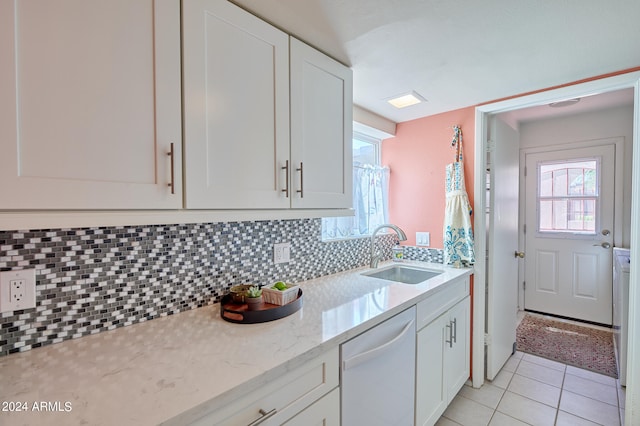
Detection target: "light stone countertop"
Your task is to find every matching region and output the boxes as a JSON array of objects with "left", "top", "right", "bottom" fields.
[{"left": 0, "top": 260, "right": 472, "bottom": 426}]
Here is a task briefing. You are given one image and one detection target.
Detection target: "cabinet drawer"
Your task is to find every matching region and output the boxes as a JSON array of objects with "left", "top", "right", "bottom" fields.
[
  {"left": 192, "top": 347, "right": 339, "bottom": 425},
  {"left": 282, "top": 387, "right": 340, "bottom": 425},
  {"left": 416, "top": 276, "right": 469, "bottom": 330}
]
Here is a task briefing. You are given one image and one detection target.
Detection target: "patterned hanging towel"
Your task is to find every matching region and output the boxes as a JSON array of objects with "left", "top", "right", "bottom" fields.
[{"left": 443, "top": 126, "right": 475, "bottom": 267}]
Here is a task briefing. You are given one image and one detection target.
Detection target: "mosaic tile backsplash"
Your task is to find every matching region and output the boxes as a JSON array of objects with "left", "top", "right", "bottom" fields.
[{"left": 0, "top": 218, "right": 443, "bottom": 356}]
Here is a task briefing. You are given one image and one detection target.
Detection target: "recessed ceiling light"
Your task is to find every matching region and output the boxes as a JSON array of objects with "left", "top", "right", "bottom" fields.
[
  {"left": 549, "top": 98, "right": 580, "bottom": 108},
  {"left": 386, "top": 91, "right": 427, "bottom": 109}
]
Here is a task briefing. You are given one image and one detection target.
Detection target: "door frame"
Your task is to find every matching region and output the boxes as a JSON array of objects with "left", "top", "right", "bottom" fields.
[
  {"left": 518, "top": 138, "right": 624, "bottom": 312},
  {"left": 473, "top": 72, "right": 640, "bottom": 426}
]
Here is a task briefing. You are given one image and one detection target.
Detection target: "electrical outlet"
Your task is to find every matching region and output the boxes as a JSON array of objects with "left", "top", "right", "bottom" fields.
[
  {"left": 273, "top": 242, "right": 291, "bottom": 264},
  {"left": 0, "top": 269, "right": 36, "bottom": 313},
  {"left": 11, "top": 279, "right": 25, "bottom": 302},
  {"left": 416, "top": 232, "right": 430, "bottom": 247}
]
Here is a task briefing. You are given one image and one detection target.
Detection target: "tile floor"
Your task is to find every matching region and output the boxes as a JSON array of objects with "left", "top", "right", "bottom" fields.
[{"left": 436, "top": 314, "right": 626, "bottom": 426}]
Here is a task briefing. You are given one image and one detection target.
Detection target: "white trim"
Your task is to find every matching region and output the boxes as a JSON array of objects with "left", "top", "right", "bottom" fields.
[
  {"left": 473, "top": 108, "right": 487, "bottom": 387},
  {"left": 0, "top": 209, "right": 355, "bottom": 231},
  {"left": 473, "top": 71, "right": 640, "bottom": 421},
  {"left": 626, "top": 77, "right": 640, "bottom": 426}
]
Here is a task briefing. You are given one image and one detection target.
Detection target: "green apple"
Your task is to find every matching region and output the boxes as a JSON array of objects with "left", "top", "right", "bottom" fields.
[{"left": 273, "top": 281, "right": 287, "bottom": 291}]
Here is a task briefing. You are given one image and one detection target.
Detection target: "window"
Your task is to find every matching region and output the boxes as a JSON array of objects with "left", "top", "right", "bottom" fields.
[
  {"left": 538, "top": 159, "right": 599, "bottom": 234},
  {"left": 321, "top": 132, "right": 389, "bottom": 240},
  {"left": 353, "top": 133, "right": 380, "bottom": 164}
]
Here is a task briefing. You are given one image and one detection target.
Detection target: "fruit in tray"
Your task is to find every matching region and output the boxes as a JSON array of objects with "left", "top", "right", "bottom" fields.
[
  {"left": 262, "top": 282, "right": 299, "bottom": 306},
  {"left": 272, "top": 281, "right": 288, "bottom": 291}
]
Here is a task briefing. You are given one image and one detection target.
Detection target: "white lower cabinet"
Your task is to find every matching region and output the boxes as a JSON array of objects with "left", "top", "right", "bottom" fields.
[
  {"left": 415, "top": 278, "right": 470, "bottom": 426},
  {"left": 416, "top": 313, "right": 447, "bottom": 425},
  {"left": 444, "top": 297, "right": 471, "bottom": 401},
  {"left": 191, "top": 347, "right": 338, "bottom": 425}
]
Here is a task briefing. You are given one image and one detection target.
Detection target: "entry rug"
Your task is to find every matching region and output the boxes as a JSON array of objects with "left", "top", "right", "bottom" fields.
[{"left": 516, "top": 314, "right": 617, "bottom": 378}]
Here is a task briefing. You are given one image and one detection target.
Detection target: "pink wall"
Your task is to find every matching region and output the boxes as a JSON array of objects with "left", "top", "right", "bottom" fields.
[
  {"left": 381, "top": 106, "right": 476, "bottom": 247},
  {"left": 381, "top": 68, "right": 640, "bottom": 248}
]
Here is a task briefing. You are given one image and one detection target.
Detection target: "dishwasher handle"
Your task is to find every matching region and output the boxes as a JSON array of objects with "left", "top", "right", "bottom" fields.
[{"left": 342, "top": 319, "right": 415, "bottom": 371}]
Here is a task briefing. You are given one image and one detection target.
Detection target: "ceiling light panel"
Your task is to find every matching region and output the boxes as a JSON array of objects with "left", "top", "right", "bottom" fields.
[{"left": 387, "top": 91, "right": 427, "bottom": 109}]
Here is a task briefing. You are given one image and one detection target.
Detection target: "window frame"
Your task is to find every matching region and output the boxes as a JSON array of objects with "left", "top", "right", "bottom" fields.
[{"left": 352, "top": 131, "right": 381, "bottom": 166}]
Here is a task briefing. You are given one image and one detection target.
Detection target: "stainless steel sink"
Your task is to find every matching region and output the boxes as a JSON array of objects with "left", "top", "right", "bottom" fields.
[{"left": 362, "top": 265, "right": 443, "bottom": 284}]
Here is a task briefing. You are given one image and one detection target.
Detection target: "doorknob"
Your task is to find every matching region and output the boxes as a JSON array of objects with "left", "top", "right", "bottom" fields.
[
  {"left": 601, "top": 229, "right": 611, "bottom": 236},
  {"left": 514, "top": 251, "right": 525, "bottom": 259},
  {"left": 593, "top": 242, "right": 611, "bottom": 249}
]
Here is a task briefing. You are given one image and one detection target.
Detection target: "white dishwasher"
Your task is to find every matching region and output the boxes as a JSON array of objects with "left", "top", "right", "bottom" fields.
[{"left": 341, "top": 306, "right": 416, "bottom": 426}]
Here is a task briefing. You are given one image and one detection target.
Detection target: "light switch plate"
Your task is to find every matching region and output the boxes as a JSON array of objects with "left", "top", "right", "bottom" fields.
[
  {"left": 273, "top": 242, "right": 291, "bottom": 264},
  {"left": 416, "top": 232, "right": 430, "bottom": 247},
  {"left": 0, "top": 269, "right": 36, "bottom": 313}
]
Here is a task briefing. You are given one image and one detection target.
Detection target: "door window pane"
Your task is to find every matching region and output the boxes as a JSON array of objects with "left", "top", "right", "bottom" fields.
[
  {"left": 553, "top": 168, "right": 567, "bottom": 196},
  {"left": 539, "top": 200, "right": 553, "bottom": 230},
  {"left": 568, "top": 168, "right": 583, "bottom": 195},
  {"left": 538, "top": 159, "right": 598, "bottom": 234}
]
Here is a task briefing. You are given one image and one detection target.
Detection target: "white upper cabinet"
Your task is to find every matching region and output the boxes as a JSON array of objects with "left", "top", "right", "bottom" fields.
[
  {"left": 183, "top": 1, "right": 352, "bottom": 210},
  {"left": 290, "top": 38, "right": 353, "bottom": 209},
  {"left": 0, "top": 0, "right": 182, "bottom": 210},
  {"left": 182, "top": 0, "right": 290, "bottom": 209},
  {"left": 0, "top": 0, "right": 351, "bottom": 219}
]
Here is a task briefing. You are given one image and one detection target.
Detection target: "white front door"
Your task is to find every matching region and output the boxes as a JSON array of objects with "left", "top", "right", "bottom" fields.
[
  {"left": 524, "top": 143, "right": 615, "bottom": 325},
  {"left": 486, "top": 117, "right": 520, "bottom": 380}
]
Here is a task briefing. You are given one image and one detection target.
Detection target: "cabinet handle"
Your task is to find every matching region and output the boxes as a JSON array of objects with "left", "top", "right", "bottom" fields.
[
  {"left": 247, "top": 408, "right": 277, "bottom": 426},
  {"left": 296, "top": 162, "right": 304, "bottom": 198},
  {"left": 452, "top": 318, "right": 457, "bottom": 343},
  {"left": 445, "top": 323, "right": 453, "bottom": 348},
  {"left": 282, "top": 160, "right": 289, "bottom": 198},
  {"left": 167, "top": 143, "right": 175, "bottom": 195}
]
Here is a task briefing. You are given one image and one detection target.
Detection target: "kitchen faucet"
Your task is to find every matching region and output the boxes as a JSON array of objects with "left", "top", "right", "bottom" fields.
[{"left": 370, "top": 224, "right": 408, "bottom": 268}]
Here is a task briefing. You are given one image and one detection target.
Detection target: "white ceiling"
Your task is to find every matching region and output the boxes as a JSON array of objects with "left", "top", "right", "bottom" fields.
[{"left": 231, "top": 0, "right": 640, "bottom": 123}]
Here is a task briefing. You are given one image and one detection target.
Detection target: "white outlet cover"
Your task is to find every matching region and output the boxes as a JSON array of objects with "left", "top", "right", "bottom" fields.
[
  {"left": 0, "top": 269, "right": 36, "bottom": 313},
  {"left": 416, "top": 232, "right": 430, "bottom": 247},
  {"left": 273, "top": 242, "right": 291, "bottom": 264}
]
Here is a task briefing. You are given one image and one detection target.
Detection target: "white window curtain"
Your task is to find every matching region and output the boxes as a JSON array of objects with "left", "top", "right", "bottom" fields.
[{"left": 322, "top": 163, "right": 390, "bottom": 239}]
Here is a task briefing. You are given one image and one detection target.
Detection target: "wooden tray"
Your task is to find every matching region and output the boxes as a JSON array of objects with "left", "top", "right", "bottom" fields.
[{"left": 220, "top": 289, "right": 303, "bottom": 324}]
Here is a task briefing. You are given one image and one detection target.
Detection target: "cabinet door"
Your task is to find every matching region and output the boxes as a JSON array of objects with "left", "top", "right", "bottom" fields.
[
  {"left": 415, "top": 315, "right": 447, "bottom": 426},
  {"left": 290, "top": 38, "right": 353, "bottom": 209},
  {"left": 445, "top": 296, "right": 471, "bottom": 403},
  {"left": 0, "top": 0, "right": 182, "bottom": 209},
  {"left": 182, "top": 0, "right": 290, "bottom": 209}
]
